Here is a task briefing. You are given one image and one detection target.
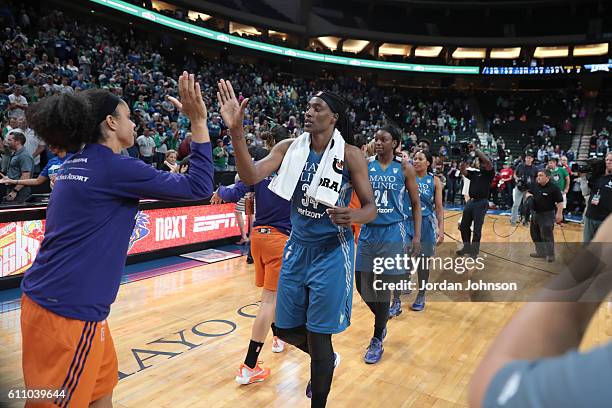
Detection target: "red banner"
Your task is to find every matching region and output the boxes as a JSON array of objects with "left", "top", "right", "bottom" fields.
[{"left": 0, "top": 203, "right": 243, "bottom": 277}]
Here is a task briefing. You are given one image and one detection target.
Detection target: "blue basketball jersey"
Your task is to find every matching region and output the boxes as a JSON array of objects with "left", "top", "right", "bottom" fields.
[
  {"left": 290, "top": 149, "right": 352, "bottom": 243},
  {"left": 407, "top": 173, "right": 436, "bottom": 218},
  {"left": 367, "top": 156, "right": 407, "bottom": 226}
]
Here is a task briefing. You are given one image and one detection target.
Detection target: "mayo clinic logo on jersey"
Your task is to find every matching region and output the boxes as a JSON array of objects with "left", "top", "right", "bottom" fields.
[{"left": 193, "top": 213, "right": 237, "bottom": 233}]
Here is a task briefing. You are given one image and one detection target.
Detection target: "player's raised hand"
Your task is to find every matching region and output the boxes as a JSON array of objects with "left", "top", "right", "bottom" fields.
[
  {"left": 168, "top": 71, "right": 207, "bottom": 125},
  {"left": 217, "top": 79, "right": 248, "bottom": 130}
]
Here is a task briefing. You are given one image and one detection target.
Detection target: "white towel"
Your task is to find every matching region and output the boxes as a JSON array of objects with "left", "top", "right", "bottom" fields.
[{"left": 269, "top": 129, "right": 345, "bottom": 207}]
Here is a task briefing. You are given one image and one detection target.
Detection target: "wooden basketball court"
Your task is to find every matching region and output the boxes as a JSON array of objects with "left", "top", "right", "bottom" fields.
[{"left": 0, "top": 211, "right": 609, "bottom": 407}]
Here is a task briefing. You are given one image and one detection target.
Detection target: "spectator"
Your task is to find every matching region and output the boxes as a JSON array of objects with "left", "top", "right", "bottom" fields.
[
  {"left": 547, "top": 158, "right": 570, "bottom": 212},
  {"left": 0, "top": 83, "right": 10, "bottom": 117},
  {"left": 160, "top": 150, "right": 179, "bottom": 172},
  {"left": 15, "top": 116, "right": 45, "bottom": 174},
  {"left": 213, "top": 139, "right": 228, "bottom": 172},
  {"left": 8, "top": 84, "right": 28, "bottom": 118},
  {"left": 208, "top": 115, "right": 222, "bottom": 143},
  {"left": 136, "top": 128, "right": 156, "bottom": 165},
  {"left": 1, "top": 145, "right": 71, "bottom": 190},
  {"left": 511, "top": 153, "right": 537, "bottom": 226},
  {"left": 1, "top": 130, "right": 33, "bottom": 203}
]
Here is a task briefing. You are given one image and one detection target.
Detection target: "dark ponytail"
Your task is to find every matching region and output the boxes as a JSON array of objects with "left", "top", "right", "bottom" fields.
[{"left": 26, "top": 93, "right": 95, "bottom": 151}]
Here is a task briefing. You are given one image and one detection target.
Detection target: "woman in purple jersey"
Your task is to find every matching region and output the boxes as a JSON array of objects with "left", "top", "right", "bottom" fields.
[{"left": 20, "top": 72, "right": 213, "bottom": 408}]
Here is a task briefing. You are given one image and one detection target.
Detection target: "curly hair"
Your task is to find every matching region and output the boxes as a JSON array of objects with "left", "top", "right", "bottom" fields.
[{"left": 26, "top": 93, "right": 95, "bottom": 151}]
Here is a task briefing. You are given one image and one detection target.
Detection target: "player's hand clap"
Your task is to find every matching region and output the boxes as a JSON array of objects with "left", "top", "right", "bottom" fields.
[
  {"left": 327, "top": 206, "right": 353, "bottom": 227},
  {"left": 168, "top": 72, "right": 207, "bottom": 124},
  {"left": 167, "top": 72, "right": 209, "bottom": 143},
  {"left": 217, "top": 79, "right": 249, "bottom": 131}
]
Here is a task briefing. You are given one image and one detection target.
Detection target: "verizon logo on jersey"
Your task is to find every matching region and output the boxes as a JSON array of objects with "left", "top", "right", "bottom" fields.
[{"left": 194, "top": 213, "right": 237, "bottom": 232}]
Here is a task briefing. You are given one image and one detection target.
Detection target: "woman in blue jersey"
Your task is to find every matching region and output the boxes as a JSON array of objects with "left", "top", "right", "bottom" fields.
[
  {"left": 407, "top": 149, "right": 445, "bottom": 311},
  {"left": 217, "top": 80, "right": 376, "bottom": 408},
  {"left": 355, "top": 125, "right": 422, "bottom": 364},
  {"left": 20, "top": 72, "right": 213, "bottom": 408}
]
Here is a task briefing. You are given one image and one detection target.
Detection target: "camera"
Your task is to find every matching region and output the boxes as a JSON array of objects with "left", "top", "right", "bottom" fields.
[
  {"left": 516, "top": 179, "right": 528, "bottom": 192},
  {"left": 571, "top": 158, "right": 604, "bottom": 177}
]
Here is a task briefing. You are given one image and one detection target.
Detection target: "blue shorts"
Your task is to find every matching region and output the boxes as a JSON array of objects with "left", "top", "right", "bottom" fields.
[
  {"left": 405, "top": 215, "right": 437, "bottom": 257},
  {"left": 275, "top": 233, "right": 355, "bottom": 334},
  {"left": 356, "top": 222, "right": 412, "bottom": 275}
]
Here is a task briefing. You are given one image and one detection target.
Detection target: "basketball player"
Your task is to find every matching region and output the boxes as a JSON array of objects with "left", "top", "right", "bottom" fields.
[
  {"left": 20, "top": 72, "right": 213, "bottom": 408},
  {"left": 407, "top": 149, "right": 444, "bottom": 311},
  {"left": 211, "top": 126, "right": 292, "bottom": 384},
  {"left": 217, "top": 80, "right": 376, "bottom": 408},
  {"left": 355, "top": 125, "right": 422, "bottom": 364}
]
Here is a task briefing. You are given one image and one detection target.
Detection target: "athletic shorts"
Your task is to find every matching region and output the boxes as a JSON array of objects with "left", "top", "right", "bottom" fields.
[
  {"left": 405, "top": 215, "right": 437, "bottom": 257},
  {"left": 21, "top": 295, "right": 118, "bottom": 408},
  {"left": 250, "top": 226, "right": 289, "bottom": 291},
  {"left": 275, "top": 233, "right": 355, "bottom": 334},
  {"left": 356, "top": 222, "right": 412, "bottom": 275}
]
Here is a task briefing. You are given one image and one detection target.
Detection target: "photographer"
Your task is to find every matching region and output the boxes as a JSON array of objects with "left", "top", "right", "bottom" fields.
[
  {"left": 458, "top": 144, "right": 494, "bottom": 258},
  {"left": 526, "top": 169, "right": 564, "bottom": 262},
  {"left": 583, "top": 152, "right": 612, "bottom": 243},
  {"left": 511, "top": 152, "right": 537, "bottom": 226}
]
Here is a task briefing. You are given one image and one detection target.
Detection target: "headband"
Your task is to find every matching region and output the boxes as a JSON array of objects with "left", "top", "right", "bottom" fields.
[
  {"left": 315, "top": 91, "right": 346, "bottom": 115},
  {"left": 95, "top": 94, "right": 121, "bottom": 125}
]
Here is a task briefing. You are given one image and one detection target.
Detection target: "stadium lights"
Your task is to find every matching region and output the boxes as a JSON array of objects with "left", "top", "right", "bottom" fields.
[
  {"left": 187, "top": 11, "right": 212, "bottom": 22},
  {"left": 87, "top": 0, "right": 479, "bottom": 74},
  {"left": 573, "top": 43, "right": 609, "bottom": 57},
  {"left": 490, "top": 47, "right": 521, "bottom": 59},
  {"left": 415, "top": 46, "right": 443, "bottom": 58},
  {"left": 379, "top": 43, "right": 412, "bottom": 56},
  {"left": 229, "top": 22, "right": 261, "bottom": 36},
  {"left": 318, "top": 36, "right": 341, "bottom": 51},
  {"left": 342, "top": 39, "right": 370, "bottom": 54},
  {"left": 269, "top": 30, "right": 288, "bottom": 41},
  {"left": 533, "top": 46, "right": 569, "bottom": 58},
  {"left": 452, "top": 47, "right": 486, "bottom": 59}
]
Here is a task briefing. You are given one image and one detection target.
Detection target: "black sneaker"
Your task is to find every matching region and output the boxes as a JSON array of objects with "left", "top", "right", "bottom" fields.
[
  {"left": 530, "top": 253, "right": 545, "bottom": 259},
  {"left": 246, "top": 255, "right": 254, "bottom": 264},
  {"left": 546, "top": 256, "right": 555, "bottom": 263}
]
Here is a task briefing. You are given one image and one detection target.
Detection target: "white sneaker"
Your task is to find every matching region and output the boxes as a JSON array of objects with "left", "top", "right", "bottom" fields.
[
  {"left": 235, "top": 362, "right": 270, "bottom": 385},
  {"left": 271, "top": 336, "right": 285, "bottom": 353}
]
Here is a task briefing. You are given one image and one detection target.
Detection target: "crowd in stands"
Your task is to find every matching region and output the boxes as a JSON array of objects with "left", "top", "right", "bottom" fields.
[{"left": 0, "top": 3, "right": 606, "bottom": 217}]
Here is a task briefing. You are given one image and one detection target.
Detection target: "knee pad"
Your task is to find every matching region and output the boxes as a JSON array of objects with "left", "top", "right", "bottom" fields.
[{"left": 276, "top": 326, "right": 307, "bottom": 346}]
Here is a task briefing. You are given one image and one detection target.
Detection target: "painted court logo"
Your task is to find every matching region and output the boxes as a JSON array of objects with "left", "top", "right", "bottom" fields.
[{"left": 128, "top": 212, "right": 151, "bottom": 252}]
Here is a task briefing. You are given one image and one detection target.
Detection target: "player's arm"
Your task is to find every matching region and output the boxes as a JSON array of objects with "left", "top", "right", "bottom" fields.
[
  {"left": 434, "top": 176, "right": 444, "bottom": 244},
  {"left": 327, "top": 145, "right": 376, "bottom": 227},
  {"left": 403, "top": 159, "right": 421, "bottom": 241},
  {"left": 213, "top": 180, "right": 251, "bottom": 204},
  {"left": 469, "top": 216, "right": 612, "bottom": 408},
  {"left": 217, "top": 79, "right": 292, "bottom": 185}
]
